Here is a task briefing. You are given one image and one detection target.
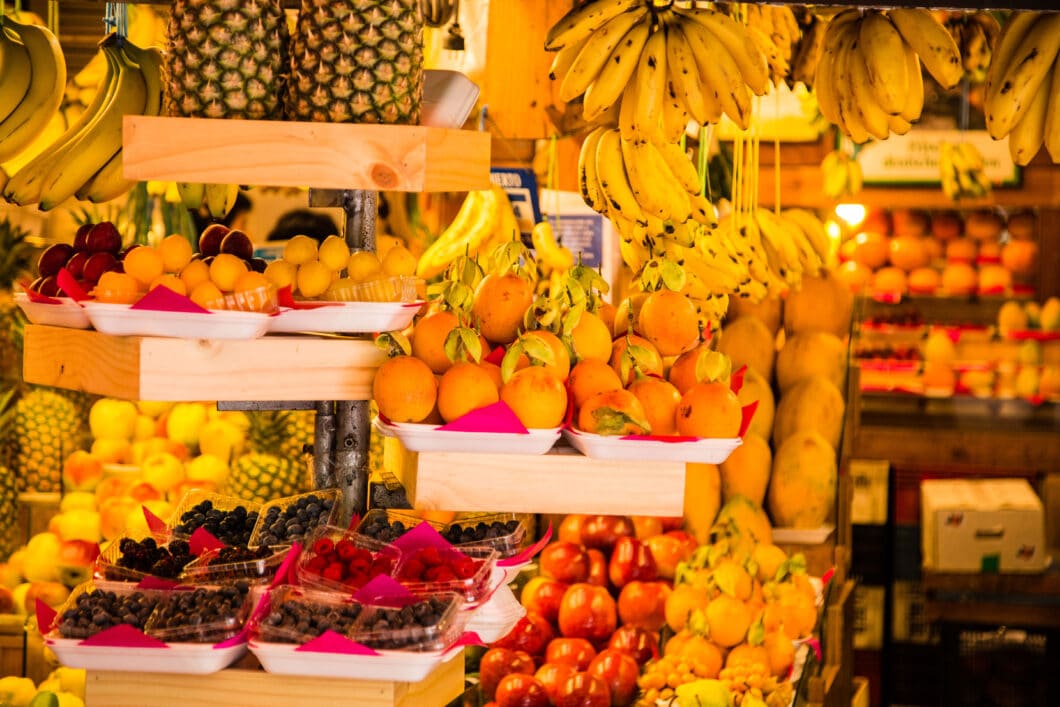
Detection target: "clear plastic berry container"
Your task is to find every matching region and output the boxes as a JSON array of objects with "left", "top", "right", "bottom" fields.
[
  {"left": 350, "top": 592, "right": 465, "bottom": 652},
  {"left": 295, "top": 525, "right": 401, "bottom": 594},
  {"left": 248, "top": 489, "right": 342, "bottom": 549},
  {"left": 392, "top": 545, "right": 498, "bottom": 607},
  {"left": 167, "top": 489, "right": 262, "bottom": 546},
  {"left": 253, "top": 584, "right": 366, "bottom": 644},
  {"left": 354, "top": 509, "right": 527, "bottom": 559},
  {"left": 144, "top": 582, "right": 253, "bottom": 643},
  {"left": 204, "top": 285, "right": 278, "bottom": 313},
  {"left": 178, "top": 545, "right": 289, "bottom": 585},
  {"left": 326, "top": 275, "right": 420, "bottom": 303},
  {"left": 52, "top": 580, "right": 165, "bottom": 639},
  {"left": 94, "top": 532, "right": 194, "bottom": 583}
]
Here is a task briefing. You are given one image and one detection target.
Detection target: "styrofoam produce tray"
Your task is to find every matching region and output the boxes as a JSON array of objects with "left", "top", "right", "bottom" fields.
[
  {"left": 562, "top": 429, "right": 742, "bottom": 463},
  {"left": 373, "top": 418, "right": 561, "bottom": 455},
  {"left": 82, "top": 302, "right": 270, "bottom": 339},
  {"left": 466, "top": 583, "right": 525, "bottom": 644},
  {"left": 268, "top": 300, "right": 422, "bottom": 334},
  {"left": 45, "top": 637, "right": 247, "bottom": 674},
  {"left": 15, "top": 293, "right": 91, "bottom": 329},
  {"left": 249, "top": 640, "right": 464, "bottom": 681}
]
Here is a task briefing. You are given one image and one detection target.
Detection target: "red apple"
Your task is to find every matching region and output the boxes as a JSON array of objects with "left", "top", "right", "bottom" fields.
[
  {"left": 62, "top": 450, "right": 104, "bottom": 491},
  {"left": 57, "top": 539, "right": 101, "bottom": 587},
  {"left": 520, "top": 575, "right": 569, "bottom": 624},
  {"left": 540, "top": 541, "right": 590, "bottom": 584},
  {"left": 86, "top": 221, "right": 122, "bottom": 254},
  {"left": 64, "top": 250, "right": 90, "bottom": 279},
  {"left": 664, "top": 529, "right": 698, "bottom": 557},
  {"left": 608, "top": 536, "right": 657, "bottom": 588},
  {"left": 33, "top": 276, "right": 60, "bottom": 297},
  {"left": 580, "top": 515, "right": 635, "bottom": 554},
  {"left": 630, "top": 516, "right": 663, "bottom": 540},
  {"left": 536, "top": 662, "right": 577, "bottom": 704},
  {"left": 659, "top": 516, "right": 684, "bottom": 532},
  {"left": 559, "top": 514, "right": 587, "bottom": 544},
  {"left": 496, "top": 674, "right": 549, "bottom": 707},
  {"left": 607, "top": 624, "right": 659, "bottom": 665},
  {"left": 494, "top": 613, "right": 554, "bottom": 658},
  {"left": 558, "top": 583, "right": 616, "bottom": 643},
  {"left": 555, "top": 672, "right": 611, "bottom": 707},
  {"left": 588, "top": 649, "right": 640, "bottom": 706},
  {"left": 220, "top": 229, "right": 254, "bottom": 260},
  {"left": 616, "top": 581, "right": 671, "bottom": 632},
  {"left": 643, "top": 534, "right": 692, "bottom": 580},
  {"left": 0, "top": 586, "right": 14, "bottom": 614},
  {"left": 545, "top": 637, "right": 597, "bottom": 671},
  {"left": 480, "top": 647, "right": 536, "bottom": 701},
  {"left": 586, "top": 549, "right": 608, "bottom": 588}
]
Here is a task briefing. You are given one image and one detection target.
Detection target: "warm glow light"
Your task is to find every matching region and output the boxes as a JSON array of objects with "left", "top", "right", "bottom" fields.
[
  {"left": 825, "top": 220, "right": 843, "bottom": 256},
  {"left": 834, "top": 203, "right": 867, "bottom": 229}
]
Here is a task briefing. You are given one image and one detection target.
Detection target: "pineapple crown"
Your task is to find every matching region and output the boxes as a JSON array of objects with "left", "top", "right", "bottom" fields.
[{"left": 0, "top": 216, "right": 34, "bottom": 291}]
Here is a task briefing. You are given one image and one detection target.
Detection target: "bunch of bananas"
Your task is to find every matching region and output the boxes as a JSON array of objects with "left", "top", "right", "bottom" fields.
[
  {"left": 818, "top": 8, "right": 963, "bottom": 144},
  {"left": 530, "top": 220, "right": 575, "bottom": 276},
  {"left": 946, "top": 12, "right": 1001, "bottom": 84},
  {"left": 820, "top": 149, "right": 864, "bottom": 200},
  {"left": 744, "top": 3, "right": 799, "bottom": 88},
  {"left": 415, "top": 183, "right": 517, "bottom": 280},
  {"left": 3, "top": 33, "right": 163, "bottom": 209},
  {"left": 940, "top": 141, "right": 991, "bottom": 200},
  {"left": 789, "top": 14, "right": 827, "bottom": 90},
  {"left": 546, "top": 0, "right": 770, "bottom": 133},
  {"left": 174, "top": 182, "right": 243, "bottom": 219},
  {"left": 984, "top": 11, "right": 1060, "bottom": 165}
]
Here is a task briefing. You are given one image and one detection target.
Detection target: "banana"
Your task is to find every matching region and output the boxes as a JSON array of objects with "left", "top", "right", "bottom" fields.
[
  {"left": 417, "top": 188, "right": 498, "bottom": 280},
  {"left": 681, "top": 19, "right": 752, "bottom": 130},
  {"left": 790, "top": 17, "right": 826, "bottom": 89},
  {"left": 665, "top": 20, "right": 721, "bottom": 126},
  {"left": 0, "top": 19, "right": 66, "bottom": 162},
  {"left": 755, "top": 208, "right": 804, "bottom": 278},
  {"left": 582, "top": 20, "right": 651, "bottom": 121},
  {"left": 531, "top": 220, "right": 574, "bottom": 271},
  {"left": 849, "top": 40, "right": 893, "bottom": 140},
  {"left": 783, "top": 208, "right": 832, "bottom": 264},
  {"left": 559, "top": 7, "right": 647, "bottom": 102},
  {"left": 202, "top": 183, "right": 238, "bottom": 219},
  {"left": 679, "top": 247, "right": 743, "bottom": 295},
  {"left": 595, "top": 128, "right": 646, "bottom": 225},
  {"left": 0, "top": 27, "right": 33, "bottom": 126},
  {"left": 618, "top": 64, "right": 641, "bottom": 142},
  {"left": 954, "top": 17, "right": 991, "bottom": 83},
  {"left": 177, "top": 181, "right": 205, "bottom": 209},
  {"left": 831, "top": 21, "right": 872, "bottom": 144},
  {"left": 630, "top": 26, "right": 667, "bottom": 143},
  {"left": 654, "top": 141, "right": 700, "bottom": 194},
  {"left": 746, "top": 25, "right": 786, "bottom": 86},
  {"left": 77, "top": 149, "right": 133, "bottom": 203},
  {"left": 985, "top": 13, "right": 1060, "bottom": 140},
  {"left": 888, "top": 113, "right": 913, "bottom": 135},
  {"left": 675, "top": 7, "right": 770, "bottom": 96},
  {"left": 643, "top": 140, "right": 692, "bottom": 223},
  {"left": 859, "top": 12, "right": 908, "bottom": 115},
  {"left": 660, "top": 219, "right": 697, "bottom": 248},
  {"left": 123, "top": 42, "right": 165, "bottom": 117},
  {"left": 689, "top": 192, "right": 718, "bottom": 229},
  {"left": 898, "top": 41, "right": 925, "bottom": 123},
  {"left": 621, "top": 137, "right": 670, "bottom": 220},
  {"left": 545, "top": 0, "right": 645, "bottom": 51},
  {"left": 578, "top": 126, "right": 609, "bottom": 213},
  {"left": 984, "top": 11, "right": 1039, "bottom": 114},
  {"left": 888, "top": 8, "right": 964, "bottom": 90},
  {"left": 1008, "top": 66, "right": 1050, "bottom": 166},
  {"left": 1044, "top": 59, "right": 1060, "bottom": 162},
  {"left": 660, "top": 85, "right": 690, "bottom": 143},
  {"left": 548, "top": 34, "right": 588, "bottom": 83},
  {"left": 781, "top": 212, "right": 824, "bottom": 273},
  {"left": 815, "top": 9, "right": 861, "bottom": 126}
]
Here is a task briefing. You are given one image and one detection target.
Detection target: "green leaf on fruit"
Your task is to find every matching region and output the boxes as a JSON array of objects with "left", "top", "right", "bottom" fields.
[
  {"left": 695, "top": 350, "right": 732, "bottom": 385},
  {"left": 444, "top": 326, "right": 483, "bottom": 364},
  {"left": 520, "top": 334, "right": 556, "bottom": 368},
  {"left": 589, "top": 407, "right": 651, "bottom": 436},
  {"left": 747, "top": 614, "right": 765, "bottom": 646},
  {"left": 660, "top": 259, "right": 687, "bottom": 292},
  {"left": 375, "top": 331, "right": 411, "bottom": 357}
]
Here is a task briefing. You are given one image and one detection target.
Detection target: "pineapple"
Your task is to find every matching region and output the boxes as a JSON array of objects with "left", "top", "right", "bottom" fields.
[
  {"left": 0, "top": 217, "right": 33, "bottom": 383},
  {"left": 286, "top": 0, "right": 424, "bottom": 124},
  {"left": 228, "top": 410, "right": 310, "bottom": 503},
  {"left": 11, "top": 387, "right": 87, "bottom": 493},
  {"left": 166, "top": 0, "right": 290, "bottom": 120}
]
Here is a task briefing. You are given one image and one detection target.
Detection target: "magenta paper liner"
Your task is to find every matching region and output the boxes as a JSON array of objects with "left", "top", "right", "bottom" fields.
[
  {"left": 296, "top": 629, "right": 380, "bottom": 655},
  {"left": 497, "top": 522, "right": 552, "bottom": 568},
  {"left": 23, "top": 287, "right": 63, "bottom": 304},
  {"left": 137, "top": 577, "right": 181, "bottom": 590},
  {"left": 484, "top": 346, "right": 506, "bottom": 366},
  {"left": 730, "top": 364, "right": 747, "bottom": 394},
  {"left": 352, "top": 575, "right": 417, "bottom": 607},
  {"left": 143, "top": 505, "right": 168, "bottom": 534},
  {"left": 36, "top": 599, "right": 57, "bottom": 634},
  {"left": 738, "top": 401, "right": 758, "bottom": 438},
  {"left": 80, "top": 624, "right": 169, "bottom": 649},
  {"left": 189, "top": 527, "right": 225, "bottom": 555},
  {"left": 277, "top": 286, "right": 342, "bottom": 310},
  {"left": 438, "top": 400, "right": 528, "bottom": 434},
  {"left": 1006, "top": 329, "right": 1060, "bottom": 341},
  {"left": 57, "top": 269, "right": 90, "bottom": 301},
  {"left": 131, "top": 285, "right": 211, "bottom": 313},
  {"left": 271, "top": 542, "right": 302, "bottom": 588},
  {"left": 390, "top": 522, "right": 453, "bottom": 555}
]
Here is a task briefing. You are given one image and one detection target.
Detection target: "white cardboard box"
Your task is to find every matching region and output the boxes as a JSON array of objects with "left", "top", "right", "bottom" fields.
[{"left": 921, "top": 478, "right": 1047, "bottom": 573}]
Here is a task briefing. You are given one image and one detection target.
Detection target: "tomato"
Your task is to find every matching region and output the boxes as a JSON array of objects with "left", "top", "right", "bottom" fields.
[
  {"left": 616, "top": 580, "right": 671, "bottom": 632},
  {"left": 630, "top": 516, "right": 664, "bottom": 540},
  {"left": 586, "top": 548, "right": 609, "bottom": 588},
  {"left": 579, "top": 515, "right": 635, "bottom": 553},
  {"left": 644, "top": 533, "right": 692, "bottom": 579},
  {"left": 607, "top": 624, "right": 659, "bottom": 666},
  {"left": 608, "top": 536, "right": 657, "bottom": 588},
  {"left": 495, "top": 673, "right": 550, "bottom": 707},
  {"left": 494, "top": 612, "right": 555, "bottom": 658},
  {"left": 479, "top": 648, "right": 535, "bottom": 701},
  {"left": 520, "top": 575, "right": 569, "bottom": 624},
  {"left": 587, "top": 649, "right": 640, "bottom": 706},
  {"left": 545, "top": 637, "right": 597, "bottom": 671},
  {"left": 535, "top": 662, "right": 577, "bottom": 705},
  {"left": 540, "top": 541, "right": 590, "bottom": 584},
  {"left": 559, "top": 514, "right": 587, "bottom": 544},
  {"left": 554, "top": 672, "right": 611, "bottom": 707},
  {"left": 558, "top": 583, "right": 617, "bottom": 643}
]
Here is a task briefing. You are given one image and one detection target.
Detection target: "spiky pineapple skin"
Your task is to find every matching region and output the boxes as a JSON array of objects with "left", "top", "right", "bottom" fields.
[
  {"left": 228, "top": 452, "right": 306, "bottom": 504},
  {"left": 166, "top": 0, "right": 291, "bottom": 120},
  {"left": 0, "top": 464, "right": 18, "bottom": 558},
  {"left": 13, "top": 388, "right": 87, "bottom": 493},
  {"left": 281, "top": 409, "right": 314, "bottom": 460},
  {"left": 287, "top": 0, "right": 424, "bottom": 124}
]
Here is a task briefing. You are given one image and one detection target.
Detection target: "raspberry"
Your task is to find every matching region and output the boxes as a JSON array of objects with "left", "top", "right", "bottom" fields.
[
  {"left": 305, "top": 555, "right": 328, "bottom": 574},
  {"left": 312, "top": 537, "right": 335, "bottom": 556},
  {"left": 335, "top": 539, "right": 357, "bottom": 561},
  {"left": 419, "top": 547, "right": 441, "bottom": 566},
  {"left": 322, "top": 561, "right": 345, "bottom": 582},
  {"left": 370, "top": 556, "right": 394, "bottom": 574},
  {"left": 400, "top": 558, "right": 425, "bottom": 580},
  {"left": 426, "top": 566, "right": 457, "bottom": 583},
  {"left": 454, "top": 558, "right": 477, "bottom": 579}
]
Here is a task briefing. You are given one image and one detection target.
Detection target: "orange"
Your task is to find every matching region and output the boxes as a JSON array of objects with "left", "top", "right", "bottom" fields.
[
  {"left": 179, "top": 259, "right": 211, "bottom": 291},
  {"left": 148, "top": 274, "right": 187, "bottom": 297},
  {"left": 577, "top": 389, "right": 650, "bottom": 435},
  {"left": 189, "top": 281, "right": 224, "bottom": 309},
  {"left": 940, "top": 262, "right": 977, "bottom": 295},
  {"left": 667, "top": 343, "right": 712, "bottom": 394},
  {"left": 908, "top": 267, "right": 940, "bottom": 294},
  {"left": 296, "top": 261, "right": 333, "bottom": 298},
  {"left": 776, "top": 586, "right": 817, "bottom": 639},
  {"left": 472, "top": 272, "right": 533, "bottom": 345},
  {"left": 636, "top": 289, "right": 701, "bottom": 356},
  {"left": 762, "top": 630, "right": 795, "bottom": 677},
  {"left": 479, "top": 361, "right": 504, "bottom": 392},
  {"left": 209, "top": 253, "right": 249, "bottom": 292},
  {"left": 597, "top": 302, "right": 617, "bottom": 336},
  {"left": 705, "top": 594, "right": 751, "bottom": 647},
  {"left": 159, "top": 234, "right": 194, "bottom": 272},
  {"left": 978, "top": 264, "right": 1012, "bottom": 293},
  {"left": 283, "top": 234, "right": 318, "bottom": 265},
  {"left": 610, "top": 334, "right": 663, "bottom": 385},
  {"left": 94, "top": 271, "right": 142, "bottom": 304},
  {"left": 570, "top": 311, "right": 613, "bottom": 363},
  {"left": 711, "top": 559, "right": 752, "bottom": 600},
  {"left": 834, "top": 260, "right": 872, "bottom": 294},
  {"left": 725, "top": 643, "right": 770, "bottom": 670},
  {"left": 523, "top": 329, "right": 571, "bottom": 381},
  {"left": 568, "top": 359, "right": 623, "bottom": 411},
  {"left": 123, "top": 245, "right": 165, "bottom": 287},
  {"left": 627, "top": 376, "right": 681, "bottom": 435},
  {"left": 888, "top": 236, "right": 929, "bottom": 271},
  {"left": 849, "top": 231, "right": 890, "bottom": 268},
  {"left": 676, "top": 381, "right": 742, "bottom": 438},
  {"left": 872, "top": 267, "right": 908, "bottom": 297},
  {"left": 664, "top": 584, "right": 709, "bottom": 633},
  {"left": 372, "top": 355, "right": 438, "bottom": 423},
  {"left": 1001, "top": 239, "right": 1038, "bottom": 276},
  {"left": 500, "top": 366, "right": 567, "bottom": 429},
  {"left": 437, "top": 362, "right": 500, "bottom": 423},
  {"left": 411, "top": 310, "right": 460, "bottom": 374},
  {"left": 945, "top": 238, "right": 977, "bottom": 262},
  {"left": 671, "top": 632, "right": 723, "bottom": 679}
]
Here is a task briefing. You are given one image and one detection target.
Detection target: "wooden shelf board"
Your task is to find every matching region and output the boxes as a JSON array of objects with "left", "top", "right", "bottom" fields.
[
  {"left": 22, "top": 325, "right": 385, "bottom": 402},
  {"left": 402, "top": 445, "right": 686, "bottom": 515},
  {"left": 85, "top": 654, "right": 463, "bottom": 707},
  {"left": 123, "top": 116, "right": 491, "bottom": 192}
]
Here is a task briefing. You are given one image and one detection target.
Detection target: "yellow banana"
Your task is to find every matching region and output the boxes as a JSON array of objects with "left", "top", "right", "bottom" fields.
[
  {"left": 832, "top": 21, "right": 871, "bottom": 144},
  {"left": 674, "top": 7, "right": 770, "bottom": 96},
  {"left": 0, "top": 19, "right": 66, "bottom": 162},
  {"left": 560, "top": 7, "right": 648, "bottom": 102},
  {"left": 888, "top": 113, "right": 913, "bottom": 135},
  {"left": 582, "top": 21, "right": 651, "bottom": 121},
  {"left": 578, "top": 126, "right": 609, "bottom": 213},
  {"left": 681, "top": 19, "right": 752, "bottom": 130},
  {"left": 548, "top": 35, "right": 588, "bottom": 84},
  {"left": 177, "top": 182, "right": 205, "bottom": 209},
  {"left": 596, "top": 128, "right": 646, "bottom": 225},
  {"left": 815, "top": 9, "right": 862, "bottom": 126},
  {"left": 1044, "top": 58, "right": 1060, "bottom": 162},
  {"left": 204, "top": 183, "right": 239, "bottom": 219},
  {"left": 531, "top": 220, "right": 574, "bottom": 271},
  {"left": 643, "top": 140, "right": 692, "bottom": 223},
  {"left": 660, "top": 86, "right": 690, "bottom": 143},
  {"left": 755, "top": 208, "right": 804, "bottom": 279},
  {"left": 545, "top": 0, "right": 645, "bottom": 51},
  {"left": 689, "top": 192, "right": 718, "bottom": 229},
  {"left": 898, "top": 41, "right": 924, "bottom": 123},
  {"left": 417, "top": 187, "right": 498, "bottom": 280},
  {"left": 630, "top": 26, "right": 667, "bottom": 143},
  {"left": 849, "top": 39, "right": 892, "bottom": 140},
  {"left": 983, "top": 11, "right": 1039, "bottom": 115},
  {"left": 621, "top": 136, "right": 670, "bottom": 220},
  {"left": 77, "top": 149, "right": 133, "bottom": 203},
  {"left": 790, "top": 17, "right": 826, "bottom": 90},
  {"left": 0, "top": 27, "right": 33, "bottom": 126},
  {"left": 985, "top": 13, "right": 1060, "bottom": 140},
  {"left": 1008, "top": 66, "right": 1050, "bottom": 166},
  {"left": 859, "top": 12, "right": 908, "bottom": 115},
  {"left": 783, "top": 208, "right": 832, "bottom": 265},
  {"left": 888, "top": 8, "right": 964, "bottom": 90},
  {"left": 664, "top": 20, "right": 721, "bottom": 125},
  {"left": 654, "top": 141, "right": 700, "bottom": 195},
  {"left": 618, "top": 61, "right": 641, "bottom": 142}
]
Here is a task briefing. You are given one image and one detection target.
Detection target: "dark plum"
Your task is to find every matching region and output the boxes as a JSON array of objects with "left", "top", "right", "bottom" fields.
[
  {"left": 82, "top": 252, "right": 118, "bottom": 284},
  {"left": 219, "top": 230, "right": 253, "bottom": 261},
  {"left": 37, "top": 243, "right": 74, "bottom": 278},
  {"left": 72, "top": 223, "right": 93, "bottom": 251},
  {"left": 35, "top": 276, "right": 60, "bottom": 297},
  {"left": 65, "top": 251, "right": 90, "bottom": 279},
  {"left": 86, "top": 222, "right": 122, "bottom": 254},
  {"left": 198, "top": 224, "right": 229, "bottom": 257}
]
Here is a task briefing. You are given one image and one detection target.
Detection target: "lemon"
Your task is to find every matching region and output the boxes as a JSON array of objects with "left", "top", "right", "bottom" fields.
[
  {"left": 283, "top": 234, "right": 318, "bottom": 265},
  {"left": 159, "top": 234, "right": 194, "bottom": 272},
  {"left": 179, "top": 259, "right": 210, "bottom": 291},
  {"left": 297, "top": 261, "right": 333, "bottom": 298},
  {"left": 264, "top": 259, "right": 296, "bottom": 289},
  {"left": 318, "top": 235, "right": 350, "bottom": 271},
  {"left": 209, "top": 253, "right": 249, "bottom": 292},
  {"left": 347, "top": 250, "right": 382, "bottom": 282},
  {"left": 382, "top": 245, "right": 417, "bottom": 276}
]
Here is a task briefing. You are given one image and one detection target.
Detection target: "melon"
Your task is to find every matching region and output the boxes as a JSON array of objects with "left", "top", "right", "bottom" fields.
[
  {"left": 768, "top": 431, "right": 837, "bottom": 528},
  {"left": 773, "top": 375, "right": 845, "bottom": 449},
  {"left": 720, "top": 434, "right": 771, "bottom": 506},
  {"left": 775, "top": 332, "right": 847, "bottom": 393},
  {"left": 783, "top": 272, "right": 853, "bottom": 338},
  {"left": 684, "top": 462, "right": 721, "bottom": 545},
  {"left": 728, "top": 295, "right": 783, "bottom": 334},
  {"left": 737, "top": 368, "right": 774, "bottom": 441},
  {"left": 717, "top": 316, "right": 776, "bottom": 380},
  {"left": 715, "top": 495, "right": 773, "bottom": 545}
]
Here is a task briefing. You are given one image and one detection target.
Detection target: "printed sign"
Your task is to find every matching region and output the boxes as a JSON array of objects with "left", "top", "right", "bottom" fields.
[
  {"left": 856, "top": 129, "right": 1019, "bottom": 186},
  {"left": 490, "top": 167, "right": 541, "bottom": 241}
]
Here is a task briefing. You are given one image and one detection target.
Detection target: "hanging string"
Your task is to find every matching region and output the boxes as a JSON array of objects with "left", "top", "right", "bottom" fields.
[
  {"left": 103, "top": 2, "right": 118, "bottom": 37},
  {"left": 119, "top": 1, "right": 129, "bottom": 41},
  {"left": 47, "top": 0, "right": 59, "bottom": 36},
  {"left": 547, "top": 133, "right": 560, "bottom": 230}
]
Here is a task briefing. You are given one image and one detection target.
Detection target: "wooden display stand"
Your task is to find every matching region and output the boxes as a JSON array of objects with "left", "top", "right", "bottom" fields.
[{"left": 805, "top": 578, "right": 856, "bottom": 707}]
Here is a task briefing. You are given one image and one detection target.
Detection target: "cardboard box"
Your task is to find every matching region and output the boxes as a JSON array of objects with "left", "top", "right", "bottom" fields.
[{"left": 921, "top": 478, "right": 1047, "bottom": 573}]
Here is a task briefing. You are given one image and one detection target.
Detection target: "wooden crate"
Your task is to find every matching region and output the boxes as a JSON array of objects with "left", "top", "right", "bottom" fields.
[
  {"left": 0, "top": 616, "right": 24, "bottom": 678},
  {"left": 398, "top": 445, "right": 686, "bottom": 516},
  {"left": 123, "top": 116, "right": 491, "bottom": 192},
  {"left": 805, "top": 579, "right": 856, "bottom": 707},
  {"left": 22, "top": 326, "right": 384, "bottom": 402},
  {"left": 85, "top": 653, "right": 463, "bottom": 707}
]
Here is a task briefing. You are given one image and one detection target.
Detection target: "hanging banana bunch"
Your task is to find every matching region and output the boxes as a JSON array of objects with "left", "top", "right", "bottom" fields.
[{"left": 939, "top": 142, "right": 991, "bottom": 200}]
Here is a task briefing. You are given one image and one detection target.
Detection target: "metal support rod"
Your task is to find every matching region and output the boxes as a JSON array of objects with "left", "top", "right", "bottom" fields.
[
  {"left": 312, "top": 400, "right": 336, "bottom": 491},
  {"left": 333, "top": 400, "right": 372, "bottom": 524}
]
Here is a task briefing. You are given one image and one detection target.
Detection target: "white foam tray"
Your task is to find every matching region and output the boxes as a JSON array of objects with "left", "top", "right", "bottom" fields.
[
  {"left": 562, "top": 429, "right": 742, "bottom": 463},
  {"left": 15, "top": 293, "right": 91, "bottom": 329},
  {"left": 249, "top": 640, "right": 464, "bottom": 682},
  {"left": 82, "top": 302, "right": 271, "bottom": 340},
  {"left": 268, "top": 301, "right": 421, "bottom": 334},
  {"left": 373, "top": 418, "right": 561, "bottom": 455},
  {"left": 45, "top": 637, "right": 247, "bottom": 674},
  {"left": 466, "top": 583, "right": 525, "bottom": 644}
]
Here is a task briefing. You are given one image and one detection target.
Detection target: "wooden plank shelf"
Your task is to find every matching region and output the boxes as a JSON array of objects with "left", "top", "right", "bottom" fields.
[
  {"left": 22, "top": 325, "right": 385, "bottom": 402},
  {"left": 85, "top": 654, "right": 464, "bottom": 707},
  {"left": 122, "top": 116, "right": 492, "bottom": 192},
  {"left": 398, "top": 444, "right": 686, "bottom": 516}
]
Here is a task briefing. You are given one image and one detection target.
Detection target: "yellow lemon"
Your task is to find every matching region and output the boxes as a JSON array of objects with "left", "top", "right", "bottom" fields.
[
  {"left": 297, "top": 261, "right": 333, "bottom": 298},
  {"left": 347, "top": 250, "right": 382, "bottom": 282},
  {"left": 382, "top": 245, "right": 417, "bottom": 276},
  {"left": 283, "top": 234, "right": 318, "bottom": 265},
  {"left": 318, "top": 235, "right": 350, "bottom": 271},
  {"left": 264, "top": 259, "right": 296, "bottom": 289}
]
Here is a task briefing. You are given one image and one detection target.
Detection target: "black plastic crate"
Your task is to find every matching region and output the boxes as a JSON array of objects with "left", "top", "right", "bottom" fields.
[{"left": 941, "top": 624, "right": 1059, "bottom": 707}]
